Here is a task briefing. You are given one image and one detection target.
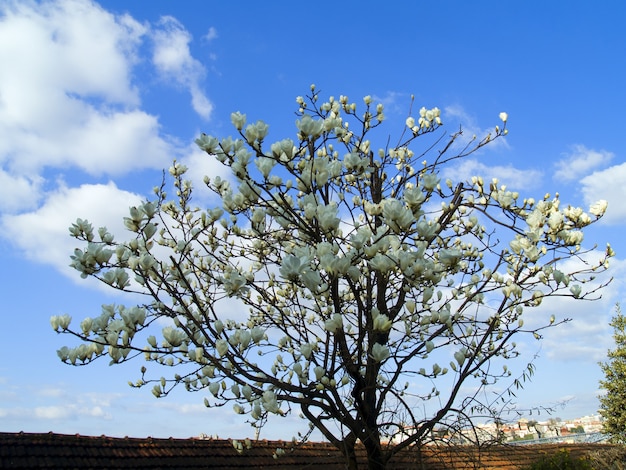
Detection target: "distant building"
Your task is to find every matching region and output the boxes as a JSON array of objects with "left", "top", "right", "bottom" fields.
[{"left": 388, "top": 414, "right": 604, "bottom": 445}]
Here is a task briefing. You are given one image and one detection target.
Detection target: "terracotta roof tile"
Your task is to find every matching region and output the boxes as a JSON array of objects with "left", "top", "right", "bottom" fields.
[{"left": 0, "top": 432, "right": 617, "bottom": 469}]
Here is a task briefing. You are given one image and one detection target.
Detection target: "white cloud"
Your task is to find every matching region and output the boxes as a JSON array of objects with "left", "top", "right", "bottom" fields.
[
  {"left": 580, "top": 162, "right": 626, "bottom": 225},
  {"left": 37, "top": 387, "right": 66, "bottom": 398},
  {"left": 554, "top": 144, "right": 613, "bottom": 182},
  {"left": 444, "top": 104, "right": 510, "bottom": 152},
  {"left": 0, "top": 0, "right": 145, "bottom": 107},
  {"left": 523, "top": 254, "right": 624, "bottom": 363},
  {"left": 181, "top": 145, "right": 233, "bottom": 202},
  {"left": 154, "top": 402, "right": 207, "bottom": 415},
  {"left": 151, "top": 16, "right": 213, "bottom": 120},
  {"left": 542, "top": 311, "right": 612, "bottom": 363},
  {"left": 371, "top": 91, "right": 409, "bottom": 116},
  {"left": 0, "top": 170, "right": 43, "bottom": 212},
  {"left": 6, "top": 109, "right": 176, "bottom": 177},
  {"left": 204, "top": 26, "right": 218, "bottom": 42},
  {"left": 1, "top": 402, "right": 112, "bottom": 421},
  {"left": 0, "top": 382, "right": 116, "bottom": 421},
  {"left": 441, "top": 158, "right": 543, "bottom": 191},
  {"left": 0, "top": 0, "right": 178, "bottom": 213},
  {"left": 1, "top": 182, "right": 143, "bottom": 275},
  {"left": 34, "top": 406, "right": 72, "bottom": 420}
]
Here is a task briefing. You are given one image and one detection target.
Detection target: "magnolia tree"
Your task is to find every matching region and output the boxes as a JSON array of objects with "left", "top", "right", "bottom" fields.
[{"left": 52, "top": 88, "right": 612, "bottom": 470}]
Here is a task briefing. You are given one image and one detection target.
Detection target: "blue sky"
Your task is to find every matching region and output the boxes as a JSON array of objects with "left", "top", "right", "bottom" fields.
[{"left": 1, "top": 0, "right": 625, "bottom": 440}]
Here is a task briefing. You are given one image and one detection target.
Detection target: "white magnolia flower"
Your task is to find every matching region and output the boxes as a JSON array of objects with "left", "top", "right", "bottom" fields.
[
  {"left": 421, "top": 173, "right": 440, "bottom": 190},
  {"left": 372, "top": 312, "right": 392, "bottom": 332},
  {"left": 416, "top": 220, "right": 440, "bottom": 239},
  {"left": 230, "top": 111, "right": 247, "bottom": 130},
  {"left": 371, "top": 343, "right": 390, "bottom": 363},
  {"left": 316, "top": 203, "right": 340, "bottom": 231},
  {"left": 561, "top": 229, "right": 584, "bottom": 245},
  {"left": 589, "top": 199, "right": 608, "bottom": 217},
  {"left": 195, "top": 133, "right": 219, "bottom": 153},
  {"left": 553, "top": 270, "right": 569, "bottom": 286},
  {"left": 454, "top": 348, "right": 467, "bottom": 367},
  {"left": 499, "top": 112, "right": 508, "bottom": 122},
  {"left": 279, "top": 254, "right": 310, "bottom": 280},
  {"left": 162, "top": 327, "right": 185, "bottom": 347},
  {"left": 262, "top": 390, "right": 280, "bottom": 414},
  {"left": 525, "top": 209, "right": 544, "bottom": 230},
  {"left": 300, "top": 343, "right": 313, "bottom": 359},
  {"left": 270, "top": 138, "right": 295, "bottom": 160},
  {"left": 547, "top": 211, "right": 563, "bottom": 231},
  {"left": 382, "top": 199, "right": 414, "bottom": 232},
  {"left": 53, "top": 314, "right": 72, "bottom": 331},
  {"left": 324, "top": 314, "right": 343, "bottom": 333},
  {"left": 296, "top": 115, "right": 324, "bottom": 138},
  {"left": 216, "top": 339, "right": 229, "bottom": 357},
  {"left": 251, "top": 402, "right": 262, "bottom": 420},
  {"left": 255, "top": 157, "right": 275, "bottom": 178},
  {"left": 300, "top": 269, "right": 323, "bottom": 292},
  {"left": 404, "top": 186, "right": 426, "bottom": 208},
  {"left": 251, "top": 327, "right": 265, "bottom": 344},
  {"left": 438, "top": 249, "right": 462, "bottom": 267}
]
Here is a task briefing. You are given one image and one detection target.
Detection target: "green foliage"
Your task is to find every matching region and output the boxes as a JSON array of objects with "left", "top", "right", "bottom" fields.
[
  {"left": 587, "top": 447, "right": 626, "bottom": 470},
  {"left": 599, "top": 304, "right": 626, "bottom": 443},
  {"left": 526, "top": 450, "right": 591, "bottom": 470}
]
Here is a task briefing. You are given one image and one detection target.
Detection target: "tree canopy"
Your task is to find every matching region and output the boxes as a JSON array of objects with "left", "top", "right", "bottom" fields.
[
  {"left": 52, "top": 88, "right": 612, "bottom": 469},
  {"left": 599, "top": 304, "right": 626, "bottom": 443}
]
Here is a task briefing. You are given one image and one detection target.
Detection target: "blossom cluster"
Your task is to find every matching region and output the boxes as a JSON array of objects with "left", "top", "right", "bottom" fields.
[
  {"left": 55, "top": 89, "right": 612, "bottom": 450},
  {"left": 405, "top": 106, "right": 442, "bottom": 133}
]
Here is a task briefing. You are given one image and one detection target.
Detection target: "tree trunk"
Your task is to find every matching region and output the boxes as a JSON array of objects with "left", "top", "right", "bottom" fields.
[
  {"left": 342, "top": 434, "right": 388, "bottom": 470},
  {"left": 340, "top": 433, "right": 359, "bottom": 470},
  {"left": 360, "top": 364, "right": 388, "bottom": 469},
  {"left": 363, "top": 441, "right": 387, "bottom": 470}
]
